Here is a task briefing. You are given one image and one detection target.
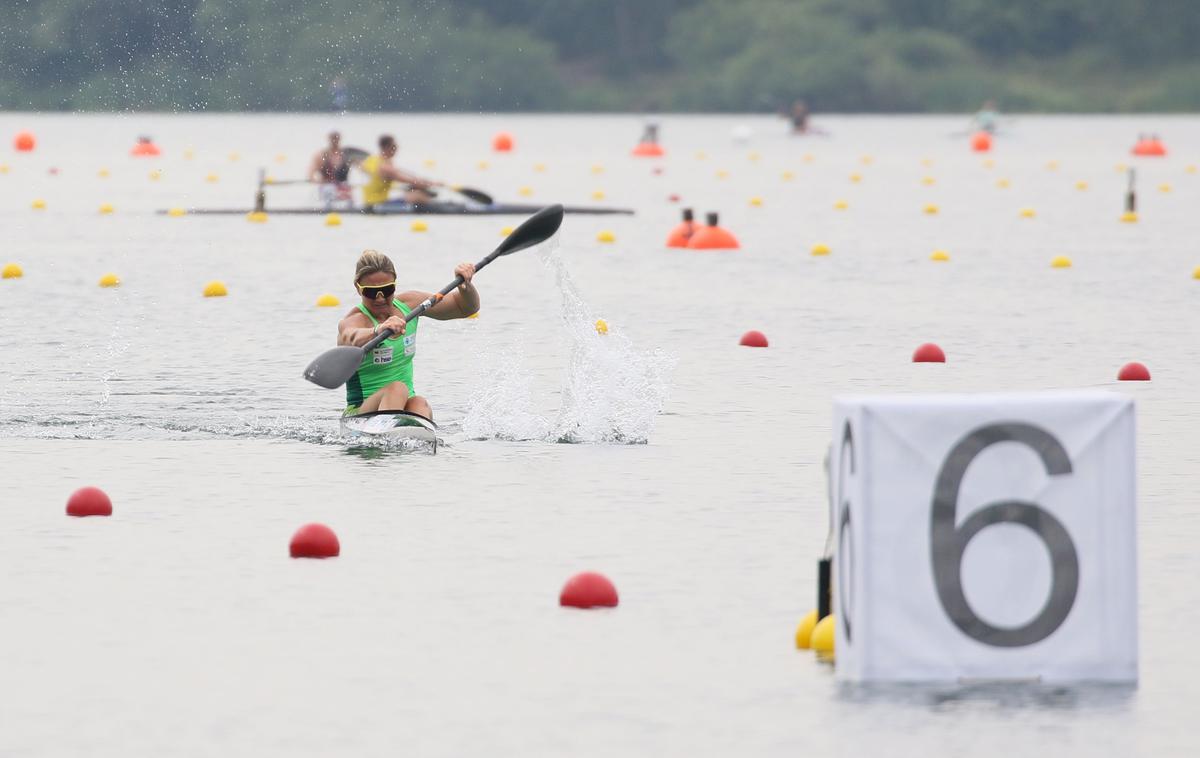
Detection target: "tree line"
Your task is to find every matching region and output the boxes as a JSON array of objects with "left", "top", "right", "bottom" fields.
[{"left": 2, "top": 0, "right": 1197, "bottom": 112}]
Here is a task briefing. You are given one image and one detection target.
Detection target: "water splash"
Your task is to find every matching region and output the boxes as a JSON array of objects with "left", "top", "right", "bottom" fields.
[{"left": 462, "top": 243, "right": 674, "bottom": 444}]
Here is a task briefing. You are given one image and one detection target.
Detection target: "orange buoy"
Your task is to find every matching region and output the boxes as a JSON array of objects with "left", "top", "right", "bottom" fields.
[
  {"left": 559, "top": 572, "right": 619, "bottom": 608},
  {"left": 289, "top": 523, "right": 340, "bottom": 558},
  {"left": 632, "top": 142, "right": 665, "bottom": 157},
  {"left": 1117, "top": 361, "right": 1150, "bottom": 381},
  {"left": 739, "top": 330, "right": 768, "bottom": 348},
  {"left": 686, "top": 212, "right": 740, "bottom": 250},
  {"left": 492, "top": 132, "right": 514, "bottom": 152},
  {"left": 665, "top": 208, "right": 696, "bottom": 248},
  {"left": 913, "top": 343, "right": 946, "bottom": 363},
  {"left": 14, "top": 131, "right": 35, "bottom": 152},
  {"left": 66, "top": 486, "right": 112, "bottom": 517},
  {"left": 130, "top": 136, "right": 161, "bottom": 157},
  {"left": 1132, "top": 136, "right": 1166, "bottom": 157},
  {"left": 970, "top": 132, "right": 992, "bottom": 152}
]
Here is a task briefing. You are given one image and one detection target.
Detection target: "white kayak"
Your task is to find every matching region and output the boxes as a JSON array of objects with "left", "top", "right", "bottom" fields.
[{"left": 339, "top": 410, "right": 438, "bottom": 451}]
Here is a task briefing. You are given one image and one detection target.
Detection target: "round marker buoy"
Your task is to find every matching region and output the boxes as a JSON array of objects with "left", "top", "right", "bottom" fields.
[
  {"left": 739, "top": 330, "right": 768, "bottom": 348},
  {"left": 795, "top": 610, "right": 818, "bottom": 649},
  {"left": 559, "top": 572, "right": 618, "bottom": 608},
  {"left": 665, "top": 208, "right": 695, "bottom": 248},
  {"left": 811, "top": 243, "right": 830, "bottom": 257},
  {"left": 289, "top": 523, "right": 340, "bottom": 558},
  {"left": 811, "top": 614, "right": 835, "bottom": 654},
  {"left": 1051, "top": 256, "right": 1072, "bottom": 269},
  {"left": 324, "top": 212, "right": 342, "bottom": 227},
  {"left": 410, "top": 220, "right": 428, "bottom": 232},
  {"left": 1020, "top": 207, "right": 1036, "bottom": 218},
  {"left": 970, "top": 131, "right": 992, "bottom": 152},
  {"left": 594, "top": 319, "right": 608, "bottom": 335},
  {"left": 491, "top": 132, "right": 514, "bottom": 152},
  {"left": 98, "top": 273, "right": 120, "bottom": 287},
  {"left": 687, "top": 212, "right": 740, "bottom": 250},
  {"left": 203, "top": 281, "right": 228, "bottom": 298},
  {"left": 2, "top": 263, "right": 24, "bottom": 279},
  {"left": 14, "top": 131, "right": 35, "bottom": 152},
  {"left": 167, "top": 207, "right": 186, "bottom": 217},
  {"left": 930, "top": 249, "right": 950, "bottom": 262},
  {"left": 67, "top": 486, "right": 112, "bottom": 517},
  {"left": 596, "top": 230, "right": 615, "bottom": 243},
  {"left": 913, "top": 343, "right": 945, "bottom": 363},
  {"left": 316, "top": 293, "right": 339, "bottom": 307},
  {"left": 1117, "top": 362, "right": 1150, "bottom": 381}
]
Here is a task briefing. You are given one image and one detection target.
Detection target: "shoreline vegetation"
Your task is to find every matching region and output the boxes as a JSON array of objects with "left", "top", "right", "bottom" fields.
[{"left": 3, "top": 0, "right": 1198, "bottom": 113}]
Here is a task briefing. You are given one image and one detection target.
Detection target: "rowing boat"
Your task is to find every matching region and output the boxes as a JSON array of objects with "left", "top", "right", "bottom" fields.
[
  {"left": 159, "top": 201, "right": 633, "bottom": 216},
  {"left": 339, "top": 410, "right": 438, "bottom": 451}
]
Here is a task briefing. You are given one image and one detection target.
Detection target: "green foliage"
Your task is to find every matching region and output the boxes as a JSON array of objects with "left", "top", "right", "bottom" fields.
[{"left": 0, "top": 0, "right": 1197, "bottom": 111}]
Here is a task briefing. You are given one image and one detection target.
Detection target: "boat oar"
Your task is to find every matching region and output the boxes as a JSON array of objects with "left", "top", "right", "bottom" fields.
[{"left": 302, "top": 203, "right": 565, "bottom": 389}]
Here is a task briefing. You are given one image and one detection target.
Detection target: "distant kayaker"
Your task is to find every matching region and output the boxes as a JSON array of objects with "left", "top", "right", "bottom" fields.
[
  {"left": 337, "top": 249, "right": 479, "bottom": 419},
  {"left": 972, "top": 100, "right": 1000, "bottom": 134},
  {"left": 359, "top": 134, "right": 439, "bottom": 208},
  {"left": 308, "top": 131, "right": 352, "bottom": 208},
  {"left": 789, "top": 100, "right": 811, "bottom": 134}
]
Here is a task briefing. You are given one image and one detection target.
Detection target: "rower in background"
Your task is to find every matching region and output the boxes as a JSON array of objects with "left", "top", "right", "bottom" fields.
[
  {"left": 971, "top": 100, "right": 1001, "bottom": 134},
  {"left": 359, "top": 134, "right": 441, "bottom": 210},
  {"left": 789, "top": 99, "right": 811, "bottom": 134},
  {"left": 308, "top": 131, "right": 353, "bottom": 209}
]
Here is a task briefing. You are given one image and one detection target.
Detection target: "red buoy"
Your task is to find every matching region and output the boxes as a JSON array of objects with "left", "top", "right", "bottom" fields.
[
  {"left": 559, "top": 572, "right": 619, "bottom": 608},
  {"left": 912, "top": 343, "right": 946, "bottom": 362},
  {"left": 970, "top": 131, "right": 992, "bottom": 152},
  {"left": 1132, "top": 137, "right": 1166, "bottom": 157},
  {"left": 130, "top": 140, "right": 161, "bottom": 157},
  {"left": 14, "top": 131, "right": 35, "bottom": 152},
  {"left": 687, "top": 212, "right": 740, "bottom": 250},
  {"left": 66, "top": 486, "right": 112, "bottom": 517},
  {"left": 290, "top": 523, "right": 340, "bottom": 558},
  {"left": 1117, "top": 361, "right": 1150, "bottom": 381},
  {"left": 632, "top": 142, "right": 665, "bottom": 157},
  {"left": 665, "top": 208, "right": 696, "bottom": 248},
  {"left": 667, "top": 193, "right": 681, "bottom": 203},
  {"left": 739, "top": 330, "right": 768, "bottom": 347},
  {"left": 491, "top": 132, "right": 514, "bottom": 152}
]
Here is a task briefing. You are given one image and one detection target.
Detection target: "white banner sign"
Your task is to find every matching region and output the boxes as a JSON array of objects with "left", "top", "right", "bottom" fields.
[{"left": 831, "top": 391, "right": 1137, "bottom": 682}]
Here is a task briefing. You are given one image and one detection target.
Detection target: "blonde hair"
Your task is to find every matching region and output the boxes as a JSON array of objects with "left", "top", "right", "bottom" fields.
[{"left": 354, "top": 249, "right": 396, "bottom": 284}]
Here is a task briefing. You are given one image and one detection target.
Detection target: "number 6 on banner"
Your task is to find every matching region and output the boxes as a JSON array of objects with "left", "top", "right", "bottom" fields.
[{"left": 830, "top": 392, "right": 1137, "bottom": 683}]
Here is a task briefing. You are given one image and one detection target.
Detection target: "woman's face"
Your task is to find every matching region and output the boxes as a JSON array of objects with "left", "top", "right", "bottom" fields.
[{"left": 357, "top": 270, "right": 396, "bottom": 311}]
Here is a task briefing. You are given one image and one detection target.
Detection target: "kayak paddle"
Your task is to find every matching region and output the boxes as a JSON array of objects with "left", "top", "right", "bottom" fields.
[{"left": 302, "top": 203, "right": 565, "bottom": 389}]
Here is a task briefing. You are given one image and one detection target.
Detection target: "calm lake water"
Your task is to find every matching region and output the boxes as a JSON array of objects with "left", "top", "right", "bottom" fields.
[{"left": 1, "top": 113, "right": 1198, "bottom": 756}]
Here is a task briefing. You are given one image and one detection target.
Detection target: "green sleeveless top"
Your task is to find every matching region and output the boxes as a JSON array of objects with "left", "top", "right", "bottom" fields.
[{"left": 345, "top": 299, "right": 418, "bottom": 410}]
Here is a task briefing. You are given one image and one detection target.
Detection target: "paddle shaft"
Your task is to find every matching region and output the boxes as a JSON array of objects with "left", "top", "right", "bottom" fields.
[{"left": 358, "top": 248, "right": 503, "bottom": 353}]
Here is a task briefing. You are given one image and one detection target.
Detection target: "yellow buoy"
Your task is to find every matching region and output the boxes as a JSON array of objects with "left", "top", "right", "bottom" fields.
[
  {"left": 590, "top": 164, "right": 604, "bottom": 174},
  {"left": 0, "top": 164, "right": 10, "bottom": 174},
  {"left": 2, "top": 263, "right": 23, "bottom": 279},
  {"left": 477, "top": 160, "right": 490, "bottom": 170},
  {"left": 996, "top": 178, "right": 1010, "bottom": 189},
  {"left": 921, "top": 176, "right": 935, "bottom": 186},
  {"left": 324, "top": 213, "right": 342, "bottom": 227},
  {"left": 411, "top": 220, "right": 428, "bottom": 232},
  {"left": 694, "top": 151, "right": 707, "bottom": 160},
  {"left": 795, "top": 610, "right": 818, "bottom": 649},
  {"left": 228, "top": 152, "right": 239, "bottom": 162},
  {"left": 1075, "top": 180, "right": 1088, "bottom": 191},
  {"left": 923, "top": 203, "right": 939, "bottom": 215},
  {"left": 748, "top": 151, "right": 760, "bottom": 162},
  {"left": 98, "top": 203, "right": 114, "bottom": 214},
  {"left": 930, "top": 249, "right": 950, "bottom": 262},
  {"left": 982, "top": 159, "right": 995, "bottom": 169},
  {"left": 31, "top": 198, "right": 46, "bottom": 210},
  {"left": 148, "top": 169, "right": 162, "bottom": 181},
  {"left": 834, "top": 199, "right": 848, "bottom": 210},
  {"left": 98, "top": 168, "right": 110, "bottom": 178},
  {"left": 749, "top": 196, "right": 763, "bottom": 207},
  {"left": 1193, "top": 266, "right": 1200, "bottom": 279},
  {"left": 1115, "top": 163, "right": 1128, "bottom": 172},
  {"left": 596, "top": 230, "right": 615, "bottom": 243},
  {"left": 183, "top": 148, "right": 195, "bottom": 160},
  {"left": 518, "top": 186, "right": 533, "bottom": 197},
  {"left": 422, "top": 158, "right": 436, "bottom": 168},
  {"left": 500, "top": 226, "right": 514, "bottom": 236},
  {"left": 781, "top": 170, "right": 795, "bottom": 181},
  {"left": 1159, "top": 183, "right": 1172, "bottom": 193},
  {"left": 275, "top": 153, "right": 287, "bottom": 164},
  {"left": 811, "top": 614, "right": 835, "bottom": 655},
  {"left": 1186, "top": 165, "right": 1197, "bottom": 175},
  {"left": 316, "top": 293, "right": 340, "bottom": 307},
  {"left": 591, "top": 190, "right": 606, "bottom": 200},
  {"left": 1051, "top": 255, "right": 1072, "bottom": 269},
  {"left": 533, "top": 163, "right": 547, "bottom": 173},
  {"left": 205, "top": 173, "right": 219, "bottom": 183},
  {"left": 715, "top": 170, "right": 729, "bottom": 180},
  {"left": 167, "top": 207, "right": 186, "bottom": 217},
  {"left": 98, "top": 273, "right": 120, "bottom": 287},
  {"left": 1046, "top": 160, "right": 1059, "bottom": 171},
  {"left": 264, "top": 175, "right": 276, "bottom": 185},
  {"left": 920, "top": 158, "right": 934, "bottom": 167},
  {"left": 860, "top": 155, "right": 873, "bottom": 165},
  {"left": 1121, "top": 211, "right": 1139, "bottom": 223},
  {"left": 1019, "top": 207, "right": 1036, "bottom": 218},
  {"left": 849, "top": 172, "right": 862, "bottom": 183},
  {"left": 811, "top": 243, "right": 830, "bottom": 256},
  {"left": 246, "top": 211, "right": 268, "bottom": 223},
  {"left": 802, "top": 153, "right": 814, "bottom": 163},
  {"left": 594, "top": 319, "right": 609, "bottom": 335},
  {"left": 203, "top": 281, "right": 228, "bottom": 297}
]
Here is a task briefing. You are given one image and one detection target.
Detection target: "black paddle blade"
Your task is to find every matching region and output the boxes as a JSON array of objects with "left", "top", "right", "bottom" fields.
[
  {"left": 303, "top": 345, "right": 366, "bottom": 389},
  {"left": 496, "top": 204, "right": 564, "bottom": 256},
  {"left": 454, "top": 186, "right": 494, "bottom": 205},
  {"left": 344, "top": 147, "right": 369, "bottom": 164}
]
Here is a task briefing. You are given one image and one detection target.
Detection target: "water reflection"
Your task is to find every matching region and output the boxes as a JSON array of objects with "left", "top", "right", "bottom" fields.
[{"left": 836, "top": 681, "right": 1136, "bottom": 711}]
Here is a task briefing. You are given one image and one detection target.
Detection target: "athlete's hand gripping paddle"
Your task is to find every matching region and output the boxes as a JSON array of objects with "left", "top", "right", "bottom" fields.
[{"left": 302, "top": 203, "right": 564, "bottom": 389}]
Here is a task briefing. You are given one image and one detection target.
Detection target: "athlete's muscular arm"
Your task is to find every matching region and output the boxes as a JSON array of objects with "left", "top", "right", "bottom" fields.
[
  {"left": 338, "top": 313, "right": 407, "bottom": 346},
  {"left": 380, "top": 164, "right": 434, "bottom": 190},
  {"left": 418, "top": 263, "right": 480, "bottom": 320}
]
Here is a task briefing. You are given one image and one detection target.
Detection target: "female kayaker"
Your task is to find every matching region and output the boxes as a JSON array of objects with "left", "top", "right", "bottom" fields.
[{"left": 337, "top": 249, "right": 479, "bottom": 419}]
